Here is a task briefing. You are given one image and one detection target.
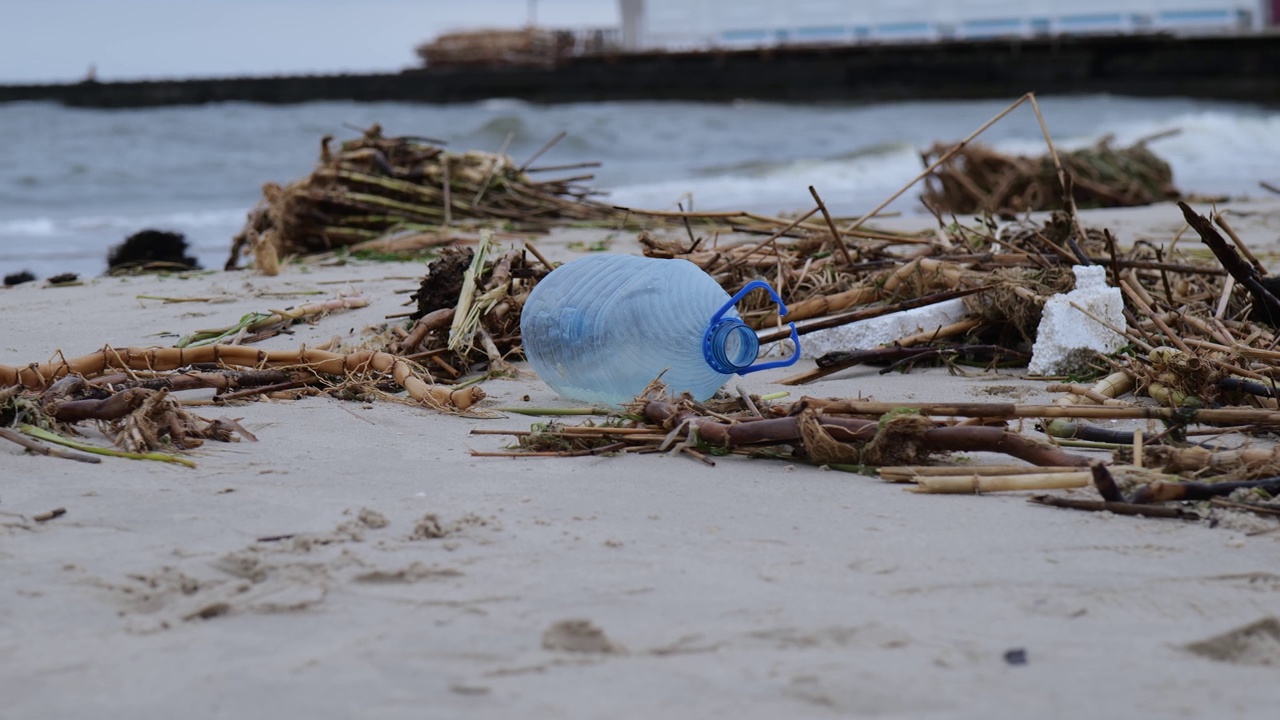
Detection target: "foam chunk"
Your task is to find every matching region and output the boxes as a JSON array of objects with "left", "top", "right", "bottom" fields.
[
  {"left": 794, "top": 298, "right": 970, "bottom": 359},
  {"left": 1027, "top": 265, "right": 1126, "bottom": 376}
]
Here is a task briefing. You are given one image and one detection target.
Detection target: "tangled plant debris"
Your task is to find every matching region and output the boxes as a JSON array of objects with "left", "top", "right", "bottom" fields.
[
  {"left": 226, "top": 124, "right": 622, "bottom": 269},
  {"left": 6, "top": 92, "right": 1279, "bottom": 534}
]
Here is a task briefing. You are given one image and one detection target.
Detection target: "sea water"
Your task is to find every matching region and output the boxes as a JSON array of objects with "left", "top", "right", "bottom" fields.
[{"left": 2, "top": 95, "right": 1278, "bottom": 278}]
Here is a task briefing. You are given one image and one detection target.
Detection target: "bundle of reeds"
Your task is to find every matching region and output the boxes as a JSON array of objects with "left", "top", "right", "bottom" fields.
[
  {"left": 635, "top": 198, "right": 1276, "bottom": 405},
  {"left": 392, "top": 233, "right": 550, "bottom": 381},
  {"left": 921, "top": 138, "right": 1179, "bottom": 214},
  {"left": 227, "top": 125, "right": 618, "bottom": 269},
  {"left": 415, "top": 28, "right": 562, "bottom": 68}
]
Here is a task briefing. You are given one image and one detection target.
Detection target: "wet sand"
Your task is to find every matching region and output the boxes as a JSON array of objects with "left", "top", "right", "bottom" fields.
[{"left": 3, "top": 200, "right": 1280, "bottom": 719}]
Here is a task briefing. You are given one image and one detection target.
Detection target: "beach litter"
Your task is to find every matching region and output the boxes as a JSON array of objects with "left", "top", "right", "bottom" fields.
[
  {"left": 225, "top": 124, "right": 620, "bottom": 270},
  {"left": 921, "top": 136, "right": 1179, "bottom": 214},
  {"left": 7, "top": 92, "right": 1280, "bottom": 534},
  {"left": 108, "top": 229, "right": 201, "bottom": 275}
]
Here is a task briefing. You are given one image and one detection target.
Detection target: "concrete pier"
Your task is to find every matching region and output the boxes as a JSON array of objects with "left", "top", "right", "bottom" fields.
[{"left": 2, "top": 33, "right": 1277, "bottom": 108}]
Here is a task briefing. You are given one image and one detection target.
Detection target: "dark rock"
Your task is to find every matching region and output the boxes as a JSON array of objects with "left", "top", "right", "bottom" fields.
[
  {"left": 108, "top": 229, "right": 200, "bottom": 273},
  {"left": 4, "top": 270, "right": 35, "bottom": 286}
]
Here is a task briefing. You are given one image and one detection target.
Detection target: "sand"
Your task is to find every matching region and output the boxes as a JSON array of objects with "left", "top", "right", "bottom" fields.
[{"left": 3, "top": 200, "right": 1280, "bottom": 719}]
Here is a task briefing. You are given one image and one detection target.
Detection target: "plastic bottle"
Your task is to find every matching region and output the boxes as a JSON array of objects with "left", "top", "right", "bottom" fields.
[{"left": 521, "top": 254, "right": 800, "bottom": 406}]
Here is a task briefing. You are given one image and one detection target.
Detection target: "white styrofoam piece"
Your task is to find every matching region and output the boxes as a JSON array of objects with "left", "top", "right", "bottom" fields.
[
  {"left": 787, "top": 298, "right": 970, "bottom": 359},
  {"left": 1027, "top": 265, "right": 1127, "bottom": 376}
]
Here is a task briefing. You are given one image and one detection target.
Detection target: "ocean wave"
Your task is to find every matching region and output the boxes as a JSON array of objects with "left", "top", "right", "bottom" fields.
[
  {"left": 607, "top": 144, "right": 926, "bottom": 215},
  {"left": 967, "top": 109, "right": 1280, "bottom": 195},
  {"left": 0, "top": 208, "right": 247, "bottom": 238},
  {"left": 691, "top": 142, "right": 917, "bottom": 178}
]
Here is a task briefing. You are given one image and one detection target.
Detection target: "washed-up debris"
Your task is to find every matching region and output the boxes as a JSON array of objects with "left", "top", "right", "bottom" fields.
[
  {"left": 417, "top": 28, "right": 561, "bottom": 67},
  {"left": 0, "top": 342, "right": 486, "bottom": 465},
  {"left": 226, "top": 124, "right": 619, "bottom": 269},
  {"left": 108, "top": 229, "right": 200, "bottom": 275},
  {"left": 4, "top": 270, "right": 35, "bottom": 286},
  {"left": 392, "top": 231, "right": 549, "bottom": 382},
  {"left": 175, "top": 293, "right": 369, "bottom": 348},
  {"left": 921, "top": 137, "right": 1179, "bottom": 214},
  {"left": 467, "top": 94, "right": 1280, "bottom": 533}
]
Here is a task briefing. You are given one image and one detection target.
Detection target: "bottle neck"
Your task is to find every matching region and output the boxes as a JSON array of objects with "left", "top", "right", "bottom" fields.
[{"left": 703, "top": 318, "right": 760, "bottom": 375}]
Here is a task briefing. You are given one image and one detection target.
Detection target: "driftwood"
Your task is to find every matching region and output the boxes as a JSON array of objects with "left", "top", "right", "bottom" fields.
[
  {"left": 0, "top": 344, "right": 483, "bottom": 412},
  {"left": 1028, "top": 495, "right": 1198, "bottom": 520},
  {"left": 638, "top": 400, "right": 1092, "bottom": 467},
  {"left": 922, "top": 139, "right": 1178, "bottom": 214},
  {"left": 1132, "top": 478, "right": 1280, "bottom": 504},
  {"left": 797, "top": 398, "right": 1280, "bottom": 428},
  {"left": 1179, "top": 201, "right": 1280, "bottom": 326}
]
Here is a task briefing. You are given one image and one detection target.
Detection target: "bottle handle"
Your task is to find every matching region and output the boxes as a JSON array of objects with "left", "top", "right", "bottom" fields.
[{"left": 708, "top": 280, "right": 801, "bottom": 375}]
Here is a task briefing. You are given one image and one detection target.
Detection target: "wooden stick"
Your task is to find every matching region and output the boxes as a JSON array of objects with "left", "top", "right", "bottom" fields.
[
  {"left": 18, "top": 424, "right": 195, "bottom": 467},
  {"left": 1119, "top": 278, "right": 1192, "bottom": 353},
  {"left": 1045, "top": 383, "right": 1128, "bottom": 406},
  {"left": 1133, "top": 477, "right": 1280, "bottom": 503},
  {"left": 441, "top": 154, "right": 452, "bottom": 226},
  {"left": 799, "top": 397, "right": 1280, "bottom": 426},
  {"left": 778, "top": 319, "right": 983, "bottom": 385},
  {"left": 716, "top": 206, "right": 822, "bottom": 273},
  {"left": 909, "top": 471, "right": 1091, "bottom": 494},
  {"left": 841, "top": 92, "right": 1037, "bottom": 237},
  {"left": 1214, "top": 276, "right": 1237, "bottom": 320},
  {"left": 758, "top": 286, "right": 985, "bottom": 343},
  {"left": 808, "top": 185, "right": 854, "bottom": 265},
  {"left": 880, "top": 465, "right": 1085, "bottom": 481},
  {"left": 518, "top": 130, "right": 567, "bottom": 173},
  {"left": 0, "top": 427, "right": 101, "bottom": 463},
  {"left": 1028, "top": 495, "right": 1197, "bottom": 519},
  {"left": 1181, "top": 201, "right": 1280, "bottom": 326},
  {"left": 471, "top": 130, "right": 515, "bottom": 207},
  {"left": 0, "top": 345, "right": 483, "bottom": 411},
  {"left": 1214, "top": 211, "right": 1266, "bottom": 276},
  {"left": 1208, "top": 497, "right": 1280, "bottom": 518}
]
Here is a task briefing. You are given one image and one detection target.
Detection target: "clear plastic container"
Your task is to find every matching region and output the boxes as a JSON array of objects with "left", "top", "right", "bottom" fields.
[{"left": 521, "top": 254, "right": 799, "bottom": 405}]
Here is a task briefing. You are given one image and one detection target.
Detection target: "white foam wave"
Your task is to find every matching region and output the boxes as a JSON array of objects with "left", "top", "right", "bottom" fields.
[
  {"left": 607, "top": 144, "right": 926, "bottom": 216},
  {"left": 0, "top": 208, "right": 247, "bottom": 238},
  {"left": 986, "top": 110, "right": 1280, "bottom": 196},
  {"left": 0, "top": 217, "right": 57, "bottom": 236}
]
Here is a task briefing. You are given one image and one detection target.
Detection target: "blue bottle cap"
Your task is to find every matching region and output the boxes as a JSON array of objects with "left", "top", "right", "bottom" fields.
[{"left": 702, "top": 280, "right": 801, "bottom": 376}]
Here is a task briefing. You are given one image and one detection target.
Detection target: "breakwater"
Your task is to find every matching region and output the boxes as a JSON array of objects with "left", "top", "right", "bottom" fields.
[{"left": 2, "top": 33, "right": 1278, "bottom": 108}]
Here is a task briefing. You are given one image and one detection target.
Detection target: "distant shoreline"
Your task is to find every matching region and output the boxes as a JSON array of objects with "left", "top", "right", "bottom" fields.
[{"left": 2, "top": 33, "right": 1278, "bottom": 108}]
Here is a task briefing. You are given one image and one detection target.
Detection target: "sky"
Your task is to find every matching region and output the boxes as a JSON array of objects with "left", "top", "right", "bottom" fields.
[{"left": 0, "top": 0, "right": 620, "bottom": 83}]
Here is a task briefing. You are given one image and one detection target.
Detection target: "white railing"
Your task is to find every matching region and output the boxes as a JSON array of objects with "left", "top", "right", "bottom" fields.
[{"left": 637, "top": 0, "right": 1263, "bottom": 49}]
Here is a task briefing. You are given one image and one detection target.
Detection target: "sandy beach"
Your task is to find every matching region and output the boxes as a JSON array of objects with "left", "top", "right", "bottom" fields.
[{"left": 4, "top": 200, "right": 1280, "bottom": 719}]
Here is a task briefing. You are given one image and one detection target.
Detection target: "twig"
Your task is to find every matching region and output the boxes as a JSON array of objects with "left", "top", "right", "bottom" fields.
[
  {"left": 518, "top": 131, "right": 567, "bottom": 173},
  {"left": 1119, "top": 278, "right": 1191, "bottom": 353},
  {"left": 798, "top": 398, "right": 1280, "bottom": 426},
  {"left": 0, "top": 427, "right": 100, "bottom": 463},
  {"left": 471, "top": 130, "right": 515, "bottom": 207},
  {"left": 1132, "top": 477, "right": 1280, "bottom": 503},
  {"left": 842, "top": 93, "right": 1040, "bottom": 238},
  {"left": 1028, "top": 495, "right": 1197, "bottom": 520},
  {"left": 808, "top": 185, "right": 854, "bottom": 265},
  {"left": 441, "top": 154, "right": 451, "bottom": 226},
  {"left": 1180, "top": 201, "right": 1280, "bottom": 326},
  {"left": 758, "top": 286, "right": 986, "bottom": 343},
  {"left": 1213, "top": 211, "right": 1266, "bottom": 276},
  {"left": 18, "top": 424, "right": 196, "bottom": 467},
  {"left": 32, "top": 508, "right": 67, "bottom": 522},
  {"left": 908, "top": 470, "right": 1091, "bottom": 494},
  {"left": 1208, "top": 497, "right": 1280, "bottom": 518},
  {"left": 523, "top": 242, "right": 556, "bottom": 272}
]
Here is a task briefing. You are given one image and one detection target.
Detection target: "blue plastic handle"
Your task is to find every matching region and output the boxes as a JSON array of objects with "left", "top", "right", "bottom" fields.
[{"left": 708, "top": 280, "right": 801, "bottom": 375}]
